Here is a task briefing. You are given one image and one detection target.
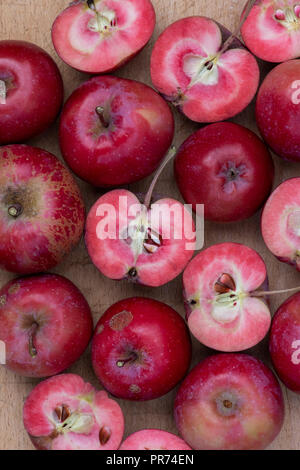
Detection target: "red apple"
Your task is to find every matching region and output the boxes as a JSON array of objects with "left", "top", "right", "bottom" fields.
[
  {"left": 52, "top": 0, "right": 156, "bottom": 74},
  {"left": 59, "top": 75, "right": 174, "bottom": 187},
  {"left": 92, "top": 297, "right": 192, "bottom": 400},
  {"left": 174, "top": 353, "right": 285, "bottom": 450},
  {"left": 23, "top": 374, "right": 124, "bottom": 450},
  {"left": 0, "top": 274, "right": 93, "bottom": 377},
  {"left": 270, "top": 292, "right": 300, "bottom": 393},
  {"left": 183, "top": 243, "right": 271, "bottom": 352},
  {"left": 261, "top": 178, "right": 300, "bottom": 270},
  {"left": 256, "top": 60, "right": 300, "bottom": 162},
  {"left": 174, "top": 122, "right": 274, "bottom": 222},
  {"left": 120, "top": 429, "right": 191, "bottom": 450},
  {"left": 0, "top": 145, "right": 85, "bottom": 274},
  {"left": 0, "top": 40, "right": 63, "bottom": 144},
  {"left": 150, "top": 16, "right": 259, "bottom": 123},
  {"left": 241, "top": 0, "right": 300, "bottom": 63}
]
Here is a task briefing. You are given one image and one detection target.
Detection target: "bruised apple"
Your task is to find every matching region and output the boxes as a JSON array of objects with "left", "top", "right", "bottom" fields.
[
  {"left": 120, "top": 430, "right": 191, "bottom": 450},
  {"left": 52, "top": 0, "right": 156, "bottom": 73},
  {"left": 174, "top": 354, "right": 284, "bottom": 450},
  {"left": 0, "top": 145, "right": 85, "bottom": 274},
  {"left": 183, "top": 243, "right": 271, "bottom": 352},
  {"left": 0, "top": 274, "right": 93, "bottom": 377},
  {"left": 150, "top": 16, "right": 259, "bottom": 123},
  {"left": 59, "top": 75, "right": 174, "bottom": 187},
  {"left": 23, "top": 374, "right": 124, "bottom": 450}
]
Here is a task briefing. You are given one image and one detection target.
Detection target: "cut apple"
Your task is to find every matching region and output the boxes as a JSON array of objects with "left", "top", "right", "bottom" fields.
[
  {"left": 120, "top": 429, "right": 191, "bottom": 450},
  {"left": 150, "top": 16, "right": 259, "bottom": 123}
]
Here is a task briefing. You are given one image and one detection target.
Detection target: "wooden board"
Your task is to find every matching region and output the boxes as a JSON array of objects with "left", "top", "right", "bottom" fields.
[{"left": 0, "top": 0, "right": 299, "bottom": 451}]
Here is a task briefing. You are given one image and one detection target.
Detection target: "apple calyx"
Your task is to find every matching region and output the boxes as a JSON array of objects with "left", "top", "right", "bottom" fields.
[
  {"left": 87, "top": 0, "right": 117, "bottom": 34},
  {"left": 8, "top": 203, "right": 23, "bottom": 218},
  {"left": 274, "top": 5, "right": 300, "bottom": 30},
  {"left": 95, "top": 106, "right": 110, "bottom": 129},
  {"left": 54, "top": 404, "right": 94, "bottom": 435},
  {"left": 0, "top": 79, "right": 6, "bottom": 104},
  {"left": 215, "top": 391, "right": 239, "bottom": 417}
]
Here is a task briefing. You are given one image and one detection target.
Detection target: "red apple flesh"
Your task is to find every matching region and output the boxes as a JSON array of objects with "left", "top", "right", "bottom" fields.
[
  {"left": 241, "top": 0, "right": 300, "bottom": 63},
  {"left": 174, "top": 353, "right": 285, "bottom": 450},
  {"left": 256, "top": 60, "right": 300, "bottom": 162},
  {"left": 23, "top": 374, "right": 124, "bottom": 450},
  {"left": 150, "top": 16, "right": 259, "bottom": 123},
  {"left": 52, "top": 0, "right": 156, "bottom": 74},
  {"left": 0, "top": 145, "right": 85, "bottom": 274},
  {"left": 120, "top": 429, "right": 191, "bottom": 450},
  {"left": 92, "top": 297, "right": 192, "bottom": 400},
  {"left": 183, "top": 243, "right": 271, "bottom": 352},
  {"left": 0, "top": 40, "right": 63, "bottom": 144},
  {"left": 261, "top": 178, "right": 300, "bottom": 270},
  {"left": 270, "top": 292, "right": 300, "bottom": 393},
  {"left": 59, "top": 75, "right": 174, "bottom": 187},
  {"left": 0, "top": 274, "right": 93, "bottom": 377},
  {"left": 174, "top": 122, "right": 274, "bottom": 222}
]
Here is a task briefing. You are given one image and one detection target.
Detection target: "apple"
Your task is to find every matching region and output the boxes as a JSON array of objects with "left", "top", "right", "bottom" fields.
[
  {"left": 150, "top": 16, "right": 259, "bottom": 123},
  {"left": 270, "top": 292, "right": 300, "bottom": 393},
  {"left": 120, "top": 429, "right": 192, "bottom": 450},
  {"left": 23, "top": 373, "right": 124, "bottom": 450},
  {"left": 85, "top": 147, "right": 196, "bottom": 287},
  {"left": 0, "top": 274, "right": 93, "bottom": 377},
  {"left": 0, "top": 40, "right": 63, "bottom": 144},
  {"left": 241, "top": 0, "right": 300, "bottom": 63},
  {"left": 256, "top": 60, "right": 300, "bottom": 162},
  {"left": 52, "top": 0, "right": 156, "bottom": 74},
  {"left": 174, "top": 122, "right": 274, "bottom": 222},
  {"left": 261, "top": 178, "right": 300, "bottom": 270},
  {"left": 59, "top": 75, "right": 174, "bottom": 187},
  {"left": 0, "top": 145, "right": 85, "bottom": 274},
  {"left": 183, "top": 242, "right": 271, "bottom": 352},
  {"left": 92, "top": 297, "right": 192, "bottom": 400},
  {"left": 174, "top": 353, "right": 285, "bottom": 450}
]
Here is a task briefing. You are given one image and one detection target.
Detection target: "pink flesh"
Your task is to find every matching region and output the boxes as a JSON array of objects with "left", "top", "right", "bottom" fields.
[
  {"left": 241, "top": 0, "right": 300, "bottom": 62},
  {"left": 85, "top": 190, "right": 195, "bottom": 287},
  {"left": 120, "top": 429, "right": 191, "bottom": 450},
  {"left": 52, "top": 0, "right": 155, "bottom": 73},
  {"left": 151, "top": 16, "right": 259, "bottom": 122},
  {"left": 23, "top": 374, "right": 124, "bottom": 450},
  {"left": 183, "top": 243, "right": 271, "bottom": 352},
  {"left": 262, "top": 178, "right": 300, "bottom": 269}
]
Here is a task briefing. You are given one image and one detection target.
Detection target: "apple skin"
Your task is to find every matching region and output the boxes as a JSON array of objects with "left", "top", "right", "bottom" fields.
[
  {"left": 23, "top": 374, "right": 124, "bottom": 450},
  {"left": 270, "top": 292, "right": 300, "bottom": 393},
  {"left": 256, "top": 60, "right": 300, "bottom": 162},
  {"left": 52, "top": 0, "right": 156, "bottom": 74},
  {"left": 92, "top": 297, "right": 192, "bottom": 401},
  {"left": 59, "top": 75, "right": 174, "bottom": 187},
  {"left": 0, "top": 40, "right": 63, "bottom": 144},
  {"left": 119, "top": 429, "right": 192, "bottom": 450},
  {"left": 0, "top": 274, "right": 93, "bottom": 378},
  {"left": 174, "top": 122, "right": 274, "bottom": 222},
  {"left": 0, "top": 145, "right": 85, "bottom": 274},
  {"left": 174, "top": 354, "right": 285, "bottom": 450}
]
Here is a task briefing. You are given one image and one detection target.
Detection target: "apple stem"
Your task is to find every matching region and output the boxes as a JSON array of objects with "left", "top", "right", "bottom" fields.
[
  {"left": 144, "top": 146, "right": 177, "bottom": 209},
  {"left": 218, "top": 0, "right": 257, "bottom": 56},
  {"left": 28, "top": 322, "right": 38, "bottom": 358},
  {"left": 8, "top": 203, "right": 23, "bottom": 218},
  {"left": 95, "top": 106, "right": 109, "bottom": 128},
  {"left": 251, "top": 286, "right": 300, "bottom": 298},
  {"left": 0, "top": 79, "right": 6, "bottom": 105}
]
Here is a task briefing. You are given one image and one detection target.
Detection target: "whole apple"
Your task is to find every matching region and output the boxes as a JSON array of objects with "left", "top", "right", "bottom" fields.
[
  {"left": 174, "top": 354, "right": 284, "bottom": 450},
  {"left": 92, "top": 297, "right": 192, "bottom": 400},
  {"left": 0, "top": 274, "right": 93, "bottom": 377},
  {"left": 120, "top": 429, "right": 191, "bottom": 450},
  {"left": 59, "top": 75, "right": 174, "bottom": 187},
  {"left": 0, "top": 145, "right": 85, "bottom": 274},
  {"left": 52, "top": 0, "right": 156, "bottom": 74},
  {"left": 23, "top": 374, "right": 124, "bottom": 450},
  {"left": 150, "top": 16, "right": 259, "bottom": 123},
  {"left": 270, "top": 292, "right": 300, "bottom": 393},
  {"left": 256, "top": 60, "right": 300, "bottom": 162},
  {"left": 174, "top": 122, "right": 274, "bottom": 222},
  {"left": 0, "top": 40, "right": 63, "bottom": 144}
]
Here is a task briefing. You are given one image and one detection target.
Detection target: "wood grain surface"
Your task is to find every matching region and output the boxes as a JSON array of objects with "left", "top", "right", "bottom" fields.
[{"left": 0, "top": 0, "right": 299, "bottom": 450}]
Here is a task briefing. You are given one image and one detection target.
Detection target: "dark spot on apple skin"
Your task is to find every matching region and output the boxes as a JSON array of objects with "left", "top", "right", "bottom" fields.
[
  {"left": 0, "top": 295, "right": 6, "bottom": 306},
  {"left": 129, "top": 384, "right": 141, "bottom": 394},
  {"left": 109, "top": 310, "right": 133, "bottom": 331},
  {"left": 8, "top": 283, "right": 20, "bottom": 295}
]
